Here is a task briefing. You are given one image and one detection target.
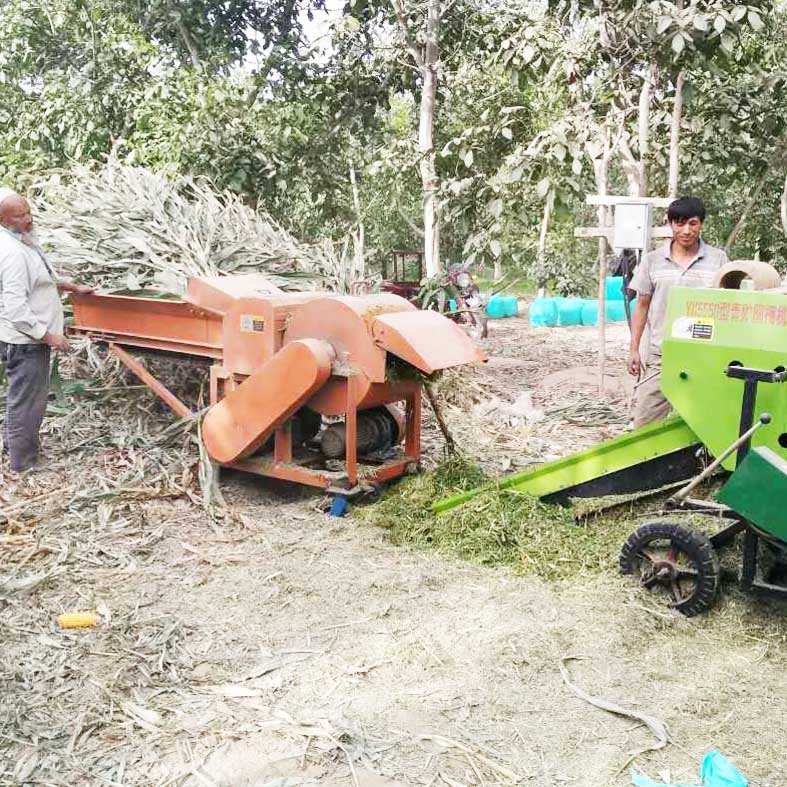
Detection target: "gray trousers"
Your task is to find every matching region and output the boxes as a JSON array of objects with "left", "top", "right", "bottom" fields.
[
  {"left": 632, "top": 358, "right": 671, "bottom": 428},
  {"left": 0, "top": 341, "right": 51, "bottom": 471}
]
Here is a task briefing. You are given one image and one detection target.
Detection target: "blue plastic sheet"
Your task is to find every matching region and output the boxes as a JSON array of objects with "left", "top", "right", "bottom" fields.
[
  {"left": 700, "top": 751, "right": 747, "bottom": 787},
  {"left": 631, "top": 752, "right": 747, "bottom": 787}
]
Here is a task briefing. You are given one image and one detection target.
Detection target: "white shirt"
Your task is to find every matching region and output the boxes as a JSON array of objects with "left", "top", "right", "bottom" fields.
[{"left": 0, "top": 228, "right": 64, "bottom": 344}]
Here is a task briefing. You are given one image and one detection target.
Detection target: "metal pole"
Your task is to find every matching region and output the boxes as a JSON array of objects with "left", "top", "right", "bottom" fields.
[{"left": 671, "top": 413, "right": 771, "bottom": 504}]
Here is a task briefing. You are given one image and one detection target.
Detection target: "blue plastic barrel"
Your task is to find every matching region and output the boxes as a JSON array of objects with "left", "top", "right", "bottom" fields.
[
  {"left": 448, "top": 298, "right": 458, "bottom": 312},
  {"left": 528, "top": 297, "right": 558, "bottom": 327},
  {"left": 486, "top": 295, "right": 507, "bottom": 319},
  {"left": 557, "top": 297, "right": 583, "bottom": 326},
  {"left": 580, "top": 299, "right": 599, "bottom": 326},
  {"left": 605, "top": 276, "right": 625, "bottom": 301},
  {"left": 606, "top": 300, "right": 627, "bottom": 321},
  {"left": 496, "top": 295, "right": 517, "bottom": 317}
]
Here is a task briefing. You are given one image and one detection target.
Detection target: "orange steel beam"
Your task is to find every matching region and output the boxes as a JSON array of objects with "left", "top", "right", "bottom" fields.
[
  {"left": 274, "top": 424, "right": 293, "bottom": 463},
  {"left": 69, "top": 330, "right": 224, "bottom": 359},
  {"left": 227, "top": 456, "right": 339, "bottom": 489},
  {"left": 227, "top": 454, "right": 417, "bottom": 491},
  {"left": 109, "top": 343, "right": 194, "bottom": 419}
]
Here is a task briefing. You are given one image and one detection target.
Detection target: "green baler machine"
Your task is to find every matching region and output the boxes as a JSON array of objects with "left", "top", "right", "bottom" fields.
[
  {"left": 661, "top": 287, "right": 787, "bottom": 469},
  {"left": 436, "top": 283, "right": 787, "bottom": 614}
]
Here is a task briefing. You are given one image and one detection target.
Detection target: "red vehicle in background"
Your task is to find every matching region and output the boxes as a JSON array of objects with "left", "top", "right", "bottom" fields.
[
  {"left": 381, "top": 249, "right": 424, "bottom": 302},
  {"left": 381, "top": 250, "right": 488, "bottom": 340}
]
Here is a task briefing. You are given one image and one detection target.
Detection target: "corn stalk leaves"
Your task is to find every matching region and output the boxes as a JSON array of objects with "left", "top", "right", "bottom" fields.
[{"left": 33, "top": 164, "right": 343, "bottom": 293}]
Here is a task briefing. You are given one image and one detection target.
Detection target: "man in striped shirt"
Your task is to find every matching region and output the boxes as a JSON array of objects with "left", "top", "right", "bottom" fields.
[{"left": 628, "top": 197, "right": 728, "bottom": 427}]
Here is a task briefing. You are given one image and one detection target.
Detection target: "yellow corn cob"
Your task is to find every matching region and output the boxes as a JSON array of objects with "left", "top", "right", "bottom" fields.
[{"left": 57, "top": 611, "right": 98, "bottom": 629}]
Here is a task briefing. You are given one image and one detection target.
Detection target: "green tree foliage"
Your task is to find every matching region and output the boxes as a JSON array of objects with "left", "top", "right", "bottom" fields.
[{"left": 1, "top": 0, "right": 787, "bottom": 288}]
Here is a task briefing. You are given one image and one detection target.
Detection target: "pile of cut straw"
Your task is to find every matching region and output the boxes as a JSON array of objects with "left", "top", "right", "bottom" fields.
[
  {"left": 357, "top": 456, "right": 645, "bottom": 580},
  {"left": 32, "top": 164, "right": 342, "bottom": 292}
]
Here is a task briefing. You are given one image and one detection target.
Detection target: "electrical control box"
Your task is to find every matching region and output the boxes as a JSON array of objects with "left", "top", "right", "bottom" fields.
[{"left": 613, "top": 202, "right": 651, "bottom": 251}]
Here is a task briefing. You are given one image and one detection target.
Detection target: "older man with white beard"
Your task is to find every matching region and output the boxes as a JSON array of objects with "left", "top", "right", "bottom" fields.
[{"left": 0, "top": 187, "right": 93, "bottom": 473}]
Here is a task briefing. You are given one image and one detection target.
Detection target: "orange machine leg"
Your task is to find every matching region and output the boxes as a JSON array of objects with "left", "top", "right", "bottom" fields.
[
  {"left": 274, "top": 423, "right": 293, "bottom": 463},
  {"left": 405, "top": 388, "right": 422, "bottom": 460},
  {"left": 109, "top": 343, "right": 193, "bottom": 419},
  {"left": 345, "top": 376, "right": 359, "bottom": 487}
]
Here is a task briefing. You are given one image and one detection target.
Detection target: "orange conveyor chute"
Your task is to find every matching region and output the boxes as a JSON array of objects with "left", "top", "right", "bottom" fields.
[
  {"left": 372, "top": 310, "right": 483, "bottom": 374},
  {"left": 202, "top": 338, "right": 335, "bottom": 464}
]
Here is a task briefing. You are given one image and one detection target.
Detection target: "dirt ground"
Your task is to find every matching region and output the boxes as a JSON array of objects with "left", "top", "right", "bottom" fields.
[{"left": 2, "top": 315, "right": 787, "bottom": 787}]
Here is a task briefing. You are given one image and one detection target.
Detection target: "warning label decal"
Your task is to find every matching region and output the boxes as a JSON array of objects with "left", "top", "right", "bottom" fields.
[
  {"left": 240, "top": 314, "right": 266, "bottom": 333},
  {"left": 672, "top": 316, "right": 715, "bottom": 341}
]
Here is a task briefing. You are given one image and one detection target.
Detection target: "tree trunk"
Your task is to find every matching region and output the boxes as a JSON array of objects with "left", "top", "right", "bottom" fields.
[
  {"left": 667, "top": 70, "right": 685, "bottom": 199},
  {"left": 618, "top": 136, "right": 641, "bottom": 197},
  {"left": 348, "top": 163, "right": 365, "bottom": 282},
  {"left": 536, "top": 190, "right": 555, "bottom": 281},
  {"left": 419, "top": 0, "right": 440, "bottom": 277},
  {"left": 781, "top": 173, "right": 787, "bottom": 237},
  {"left": 725, "top": 168, "right": 770, "bottom": 252},
  {"left": 592, "top": 124, "right": 612, "bottom": 395},
  {"left": 391, "top": 0, "right": 441, "bottom": 277},
  {"left": 493, "top": 257, "right": 503, "bottom": 280},
  {"left": 176, "top": 19, "right": 201, "bottom": 68},
  {"left": 636, "top": 62, "right": 657, "bottom": 197}
]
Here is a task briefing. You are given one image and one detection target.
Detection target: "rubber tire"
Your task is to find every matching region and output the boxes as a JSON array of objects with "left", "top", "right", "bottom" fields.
[{"left": 619, "top": 522, "right": 720, "bottom": 617}]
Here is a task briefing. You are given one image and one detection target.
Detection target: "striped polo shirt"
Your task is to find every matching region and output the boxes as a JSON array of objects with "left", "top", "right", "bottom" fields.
[{"left": 630, "top": 239, "right": 728, "bottom": 357}]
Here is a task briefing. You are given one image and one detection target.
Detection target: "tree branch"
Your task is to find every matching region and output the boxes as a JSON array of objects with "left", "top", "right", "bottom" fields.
[
  {"left": 725, "top": 168, "right": 770, "bottom": 252},
  {"left": 176, "top": 19, "right": 201, "bottom": 69},
  {"left": 667, "top": 70, "right": 685, "bottom": 198},
  {"left": 391, "top": 0, "right": 425, "bottom": 70}
]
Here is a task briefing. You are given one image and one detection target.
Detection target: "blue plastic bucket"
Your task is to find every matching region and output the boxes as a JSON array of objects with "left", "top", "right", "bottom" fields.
[{"left": 529, "top": 297, "right": 558, "bottom": 327}]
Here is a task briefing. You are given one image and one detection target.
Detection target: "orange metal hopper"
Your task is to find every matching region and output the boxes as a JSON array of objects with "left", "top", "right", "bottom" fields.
[{"left": 69, "top": 275, "right": 485, "bottom": 494}]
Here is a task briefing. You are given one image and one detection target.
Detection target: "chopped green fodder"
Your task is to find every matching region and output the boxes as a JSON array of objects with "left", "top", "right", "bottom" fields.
[{"left": 357, "top": 456, "right": 646, "bottom": 581}]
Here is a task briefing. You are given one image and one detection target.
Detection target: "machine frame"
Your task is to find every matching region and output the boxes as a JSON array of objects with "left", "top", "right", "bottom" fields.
[{"left": 68, "top": 276, "right": 482, "bottom": 495}]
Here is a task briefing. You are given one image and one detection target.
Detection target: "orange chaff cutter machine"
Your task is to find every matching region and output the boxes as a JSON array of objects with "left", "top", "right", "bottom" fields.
[{"left": 68, "top": 274, "right": 484, "bottom": 493}]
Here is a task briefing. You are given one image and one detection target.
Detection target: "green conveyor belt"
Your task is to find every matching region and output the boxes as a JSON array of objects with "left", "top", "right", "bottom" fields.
[{"left": 433, "top": 415, "right": 699, "bottom": 514}]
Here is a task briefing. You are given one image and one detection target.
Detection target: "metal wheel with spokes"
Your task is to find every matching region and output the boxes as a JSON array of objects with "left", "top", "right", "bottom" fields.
[{"left": 620, "top": 522, "right": 720, "bottom": 616}]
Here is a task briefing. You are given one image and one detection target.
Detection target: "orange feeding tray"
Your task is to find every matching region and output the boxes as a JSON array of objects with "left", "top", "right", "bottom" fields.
[{"left": 69, "top": 274, "right": 485, "bottom": 494}]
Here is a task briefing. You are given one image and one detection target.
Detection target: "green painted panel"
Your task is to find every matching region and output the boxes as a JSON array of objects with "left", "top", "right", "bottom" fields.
[
  {"left": 662, "top": 288, "right": 787, "bottom": 470},
  {"left": 717, "top": 447, "right": 787, "bottom": 541},
  {"left": 433, "top": 416, "right": 698, "bottom": 513}
]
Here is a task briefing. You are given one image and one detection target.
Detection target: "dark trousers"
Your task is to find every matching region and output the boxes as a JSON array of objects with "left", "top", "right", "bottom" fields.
[{"left": 0, "top": 341, "right": 51, "bottom": 471}]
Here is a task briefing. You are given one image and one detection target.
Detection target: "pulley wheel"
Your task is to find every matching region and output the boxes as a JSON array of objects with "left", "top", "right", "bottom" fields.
[
  {"left": 711, "top": 260, "right": 781, "bottom": 291},
  {"left": 619, "top": 522, "right": 719, "bottom": 616}
]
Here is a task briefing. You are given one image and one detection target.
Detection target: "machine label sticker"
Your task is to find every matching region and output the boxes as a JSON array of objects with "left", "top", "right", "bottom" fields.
[
  {"left": 686, "top": 299, "right": 787, "bottom": 326},
  {"left": 672, "top": 316, "right": 714, "bottom": 341},
  {"left": 240, "top": 314, "right": 266, "bottom": 333}
]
